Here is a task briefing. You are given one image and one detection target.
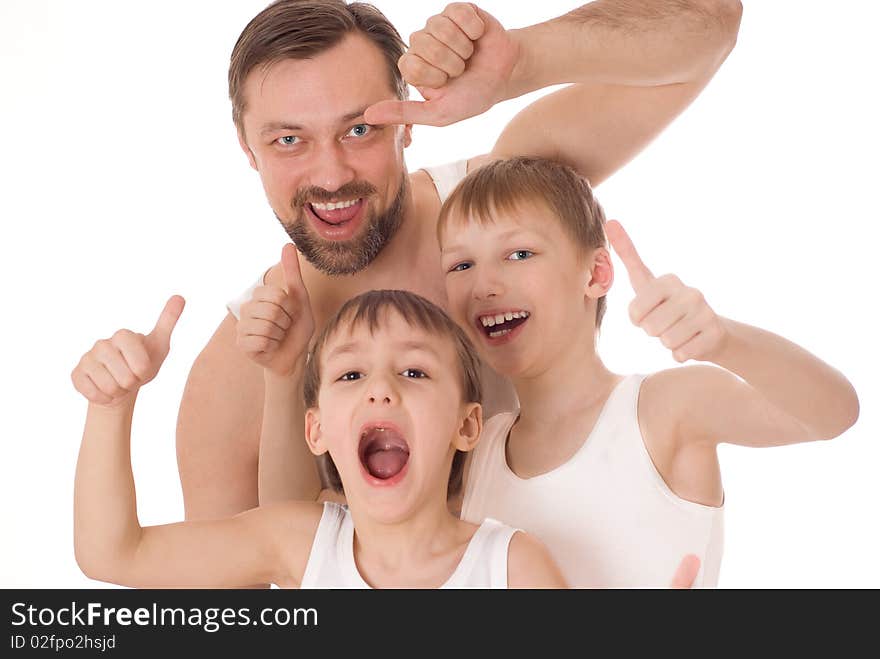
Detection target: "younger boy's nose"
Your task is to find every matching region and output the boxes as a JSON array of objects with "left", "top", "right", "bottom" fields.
[{"left": 472, "top": 267, "right": 505, "bottom": 301}]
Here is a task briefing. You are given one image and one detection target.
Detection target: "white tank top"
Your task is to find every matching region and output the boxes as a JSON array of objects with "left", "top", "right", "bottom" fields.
[
  {"left": 300, "top": 502, "right": 518, "bottom": 588},
  {"left": 461, "top": 374, "right": 724, "bottom": 587},
  {"left": 225, "top": 160, "right": 470, "bottom": 319}
]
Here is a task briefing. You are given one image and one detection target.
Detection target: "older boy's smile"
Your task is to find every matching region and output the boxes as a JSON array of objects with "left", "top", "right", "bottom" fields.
[
  {"left": 358, "top": 421, "right": 410, "bottom": 485},
  {"left": 476, "top": 309, "right": 531, "bottom": 340}
]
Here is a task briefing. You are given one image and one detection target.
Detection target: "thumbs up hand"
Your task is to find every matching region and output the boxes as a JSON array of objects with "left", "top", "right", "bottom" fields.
[
  {"left": 71, "top": 295, "right": 186, "bottom": 407},
  {"left": 606, "top": 220, "right": 727, "bottom": 364},
  {"left": 237, "top": 244, "right": 315, "bottom": 377}
]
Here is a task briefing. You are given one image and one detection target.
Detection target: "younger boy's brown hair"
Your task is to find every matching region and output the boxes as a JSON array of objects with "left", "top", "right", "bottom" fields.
[
  {"left": 303, "top": 289, "right": 483, "bottom": 498},
  {"left": 438, "top": 156, "right": 609, "bottom": 328}
]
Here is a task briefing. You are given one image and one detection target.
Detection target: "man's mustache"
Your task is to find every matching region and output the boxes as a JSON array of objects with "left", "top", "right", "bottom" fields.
[{"left": 293, "top": 181, "right": 378, "bottom": 207}]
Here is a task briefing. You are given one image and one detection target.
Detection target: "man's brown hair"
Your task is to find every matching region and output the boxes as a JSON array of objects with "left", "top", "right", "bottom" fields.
[
  {"left": 438, "top": 156, "right": 609, "bottom": 328},
  {"left": 303, "top": 289, "right": 483, "bottom": 498},
  {"left": 229, "top": 0, "right": 408, "bottom": 132}
]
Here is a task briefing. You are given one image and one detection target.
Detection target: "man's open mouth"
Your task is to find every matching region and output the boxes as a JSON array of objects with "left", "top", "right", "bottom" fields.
[
  {"left": 475, "top": 309, "right": 530, "bottom": 339},
  {"left": 358, "top": 424, "right": 410, "bottom": 481},
  {"left": 307, "top": 198, "right": 365, "bottom": 225}
]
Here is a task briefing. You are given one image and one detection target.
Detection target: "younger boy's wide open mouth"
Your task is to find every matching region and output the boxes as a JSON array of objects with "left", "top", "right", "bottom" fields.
[
  {"left": 476, "top": 310, "right": 530, "bottom": 339},
  {"left": 358, "top": 424, "right": 410, "bottom": 481}
]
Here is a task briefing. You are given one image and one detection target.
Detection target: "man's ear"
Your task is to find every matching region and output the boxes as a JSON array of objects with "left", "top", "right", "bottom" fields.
[
  {"left": 586, "top": 247, "right": 614, "bottom": 300},
  {"left": 304, "top": 408, "right": 327, "bottom": 456},
  {"left": 237, "top": 130, "right": 258, "bottom": 171},
  {"left": 452, "top": 402, "right": 482, "bottom": 453}
]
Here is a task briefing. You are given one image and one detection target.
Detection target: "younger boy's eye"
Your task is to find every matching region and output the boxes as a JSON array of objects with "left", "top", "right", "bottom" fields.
[
  {"left": 401, "top": 368, "right": 428, "bottom": 379},
  {"left": 450, "top": 262, "right": 472, "bottom": 273},
  {"left": 508, "top": 250, "right": 534, "bottom": 261},
  {"left": 338, "top": 371, "right": 363, "bottom": 382}
]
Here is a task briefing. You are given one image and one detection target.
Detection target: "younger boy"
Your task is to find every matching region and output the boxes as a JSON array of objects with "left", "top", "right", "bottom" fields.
[
  {"left": 71, "top": 267, "right": 567, "bottom": 588},
  {"left": 437, "top": 157, "right": 860, "bottom": 587}
]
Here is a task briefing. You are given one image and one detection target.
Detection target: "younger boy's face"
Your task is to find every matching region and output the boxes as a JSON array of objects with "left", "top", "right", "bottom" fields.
[
  {"left": 441, "top": 202, "right": 597, "bottom": 379},
  {"left": 306, "top": 312, "right": 479, "bottom": 523}
]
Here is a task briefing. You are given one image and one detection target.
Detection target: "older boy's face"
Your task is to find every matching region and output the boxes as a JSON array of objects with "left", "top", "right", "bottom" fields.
[
  {"left": 308, "top": 312, "right": 474, "bottom": 523},
  {"left": 441, "top": 203, "right": 594, "bottom": 378},
  {"left": 238, "top": 33, "right": 412, "bottom": 275}
]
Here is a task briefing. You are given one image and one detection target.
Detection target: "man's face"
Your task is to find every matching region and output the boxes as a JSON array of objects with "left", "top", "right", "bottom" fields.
[{"left": 239, "top": 33, "right": 412, "bottom": 275}]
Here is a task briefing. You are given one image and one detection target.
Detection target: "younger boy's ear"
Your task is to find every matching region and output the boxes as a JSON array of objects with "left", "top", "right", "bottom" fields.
[
  {"left": 237, "top": 130, "right": 258, "bottom": 171},
  {"left": 402, "top": 124, "right": 413, "bottom": 148},
  {"left": 452, "top": 402, "right": 483, "bottom": 453},
  {"left": 585, "top": 247, "right": 614, "bottom": 300},
  {"left": 304, "top": 409, "right": 327, "bottom": 456}
]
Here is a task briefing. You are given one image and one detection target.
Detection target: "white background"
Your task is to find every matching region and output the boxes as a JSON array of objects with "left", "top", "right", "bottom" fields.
[{"left": 1, "top": 1, "right": 877, "bottom": 588}]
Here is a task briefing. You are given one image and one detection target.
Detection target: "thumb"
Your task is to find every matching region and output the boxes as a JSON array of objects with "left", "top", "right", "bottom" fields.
[
  {"left": 669, "top": 554, "right": 701, "bottom": 589},
  {"left": 281, "top": 243, "right": 307, "bottom": 297},
  {"left": 364, "top": 99, "right": 443, "bottom": 127},
  {"left": 148, "top": 295, "right": 185, "bottom": 348},
  {"left": 606, "top": 220, "right": 654, "bottom": 292}
]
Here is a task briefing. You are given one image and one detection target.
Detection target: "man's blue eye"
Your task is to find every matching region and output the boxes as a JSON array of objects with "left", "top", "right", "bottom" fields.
[
  {"left": 339, "top": 371, "right": 362, "bottom": 381},
  {"left": 508, "top": 250, "right": 534, "bottom": 261},
  {"left": 347, "top": 124, "right": 371, "bottom": 138},
  {"left": 401, "top": 368, "right": 427, "bottom": 379},
  {"left": 277, "top": 135, "right": 299, "bottom": 146}
]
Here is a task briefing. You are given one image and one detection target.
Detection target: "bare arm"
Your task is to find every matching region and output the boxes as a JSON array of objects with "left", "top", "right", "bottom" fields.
[
  {"left": 71, "top": 298, "right": 320, "bottom": 587},
  {"left": 176, "top": 312, "right": 265, "bottom": 519},
  {"left": 366, "top": 1, "right": 742, "bottom": 185},
  {"left": 610, "top": 220, "right": 859, "bottom": 450},
  {"left": 76, "top": 401, "right": 317, "bottom": 587},
  {"left": 238, "top": 245, "right": 321, "bottom": 504}
]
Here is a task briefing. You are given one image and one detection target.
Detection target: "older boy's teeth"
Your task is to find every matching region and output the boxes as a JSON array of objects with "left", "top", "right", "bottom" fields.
[
  {"left": 504, "top": 312, "right": 513, "bottom": 321},
  {"left": 489, "top": 328, "right": 511, "bottom": 338},
  {"left": 494, "top": 314, "right": 505, "bottom": 325}
]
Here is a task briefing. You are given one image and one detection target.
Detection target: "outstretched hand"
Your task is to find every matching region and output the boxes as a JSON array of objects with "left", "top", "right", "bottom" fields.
[
  {"left": 237, "top": 243, "right": 315, "bottom": 377},
  {"left": 71, "top": 295, "right": 186, "bottom": 407},
  {"left": 364, "top": 3, "right": 519, "bottom": 127},
  {"left": 607, "top": 220, "right": 727, "bottom": 363}
]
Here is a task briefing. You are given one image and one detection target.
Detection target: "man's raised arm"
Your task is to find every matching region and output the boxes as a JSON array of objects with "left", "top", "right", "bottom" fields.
[{"left": 366, "top": 0, "right": 743, "bottom": 185}]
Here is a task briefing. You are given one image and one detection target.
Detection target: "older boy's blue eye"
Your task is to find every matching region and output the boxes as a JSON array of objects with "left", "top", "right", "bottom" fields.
[
  {"left": 347, "top": 124, "right": 371, "bottom": 138},
  {"left": 339, "top": 371, "right": 363, "bottom": 381},
  {"left": 401, "top": 368, "right": 427, "bottom": 379},
  {"left": 508, "top": 250, "right": 534, "bottom": 261}
]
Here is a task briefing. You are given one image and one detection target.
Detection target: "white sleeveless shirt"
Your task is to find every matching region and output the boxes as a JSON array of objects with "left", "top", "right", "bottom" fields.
[
  {"left": 461, "top": 374, "right": 724, "bottom": 588},
  {"left": 301, "top": 502, "right": 518, "bottom": 588}
]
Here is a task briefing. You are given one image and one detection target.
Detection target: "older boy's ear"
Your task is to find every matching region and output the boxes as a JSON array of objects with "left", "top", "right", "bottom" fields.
[
  {"left": 586, "top": 247, "right": 614, "bottom": 299},
  {"left": 237, "top": 130, "right": 258, "bottom": 171},
  {"left": 452, "top": 402, "right": 483, "bottom": 452},
  {"left": 304, "top": 409, "right": 327, "bottom": 456}
]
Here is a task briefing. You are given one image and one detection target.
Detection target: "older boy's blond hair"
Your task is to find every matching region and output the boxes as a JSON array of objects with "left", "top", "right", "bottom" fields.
[{"left": 438, "top": 156, "right": 608, "bottom": 328}]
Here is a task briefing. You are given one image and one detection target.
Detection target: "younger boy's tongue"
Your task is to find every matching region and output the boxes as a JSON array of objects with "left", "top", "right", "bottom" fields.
[
  {"left": 365, "top": 448, "right": 408, "bottom": 479},
  {"left": 361, "top": 427, "right": 409, "bottom": 480}
]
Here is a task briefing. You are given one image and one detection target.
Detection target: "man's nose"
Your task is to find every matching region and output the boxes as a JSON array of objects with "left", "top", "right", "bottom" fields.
[{"left": 310, "top": 142, "right": 356, "bottom": 192}]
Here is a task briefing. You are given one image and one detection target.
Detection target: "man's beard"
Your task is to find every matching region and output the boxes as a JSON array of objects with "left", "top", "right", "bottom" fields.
[{"left": 280, "top": 175, "right": 408, "bottom": 276}]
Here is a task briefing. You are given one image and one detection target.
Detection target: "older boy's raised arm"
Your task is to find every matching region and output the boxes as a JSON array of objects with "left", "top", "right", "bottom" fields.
[
  {"left": 365, "top": 1, "right": 742, "bottom": 186},
  {"left": 608, "top": 221, "right": 860, "bottom": 450}
]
